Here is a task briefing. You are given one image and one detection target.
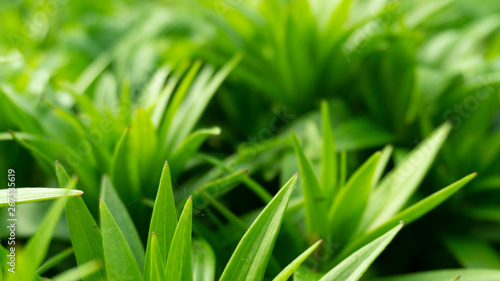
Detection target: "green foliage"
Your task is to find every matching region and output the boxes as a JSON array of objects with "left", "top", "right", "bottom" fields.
[
  {"left": 285, "top": 103, "right": 475, "bottom": 271},
  {"left": 53, "top": 161, "right": 323, "bottom": 280},
  {"left": 1, "top": 55, "right": 240, "bottom": 210},
  {"left": 0, "top": 188, "right": 82, "bottom": 208},
  {"left": 2, "top": 0, "right": 499, "bottom": 280}
]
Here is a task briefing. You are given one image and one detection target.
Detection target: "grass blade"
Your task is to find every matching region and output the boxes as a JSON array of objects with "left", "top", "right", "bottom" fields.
[
  {"left": 443, "top": 236, "right": 500, "bottom": 269},
  {"left": 341, "top": 173, "right": 476, "bottom": 261},
  {"left": 144, "top": 162, "right": 177, "bottom": 281},
  {"left": 165, "top": 197, "right": 193, "bottom": 281},
  {"left": 148, "top": 233, "right": 166, "bottom": 281},
  {"left": 170, "top": 127, "right": 221, "bottom": 177},
  {"left": 51, "top": 260, "right": 102, "bottom": 281},
  {"left": 0, "top": 188, "right": 83, "bottom": 208},
  {"left": 192, "top": 239, "right": 216, "bottom": 281},
  {"left": 321, "top": 101, "right": 338, "bottom": 204},
  {"left": 220, "top": 174, "right": 298, "bottom": 281},
  {"left": 319, "top": 223, "right": 404, "bottom": 281},
  {"left": 360, "top": 123, "right": 452, "bottom": 232},
  {"left": 36, "top": 247, "right": 74, "bottom": 274},
  {"left": 272, "top": 240, "right": 323, "bottom": 281},
  {"left": 110, "top": 127, "right": 141, "bottom": 203},
  {"left": 100, "top": 175, "right": 145, "bottom": 270},
  {"left": 328, "top": 152, "right": 381, "bottom": 241},
  {"left": 24, "top": 192, "right": 72, "bottom": 271},
  {"left": 372, "top": 145, "right": 393, "bottom": 188},
  {"left": 291, "top": 131, "right": 328, "bottom": 238},
  {"left": 100, "top": 200, "right": 143, "bottom": 281},
  {"left": 59, "top": 165, "right": 106, "bottom": 281}
]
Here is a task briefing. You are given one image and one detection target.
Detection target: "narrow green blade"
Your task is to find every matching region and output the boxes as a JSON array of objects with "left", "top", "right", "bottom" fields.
[
  {"left": 272, "top": 240, "right": 322, "bottom": 281},
  {"left": 321, "top": 101, "right": 338, "bottom": 204},
  {"left": 340, "top": 173, "right": 476, "bottom": 262},
  {"left": 220, "top": 174, "right": 298, "bottom": 281},
  {"left": 149, "top": 233, "right": 166, "bottom": 281},
  {"left": 36, "top": 247, "right": 74, "bottom": 275},
  {"left": 360, "top": 123, "right": 452, "bottom": 232},
  {"left": 51, "top": 260, "right": 102, "bottom": 281},
  {"left": 0, "top": 188, "right": 83, "bottom": 208},
  {"left": 192, "top": 239, "right": 216, "bottom": 281},
  {"left": 23, "top": 161, "right": 79, "bottom": 273},
  {"left": 100, "top": 175, "right": 145, "bottom": 270},
  {"left": 170, "top": 127, "right": 221, "bottom": 177},
  {"left": 57, "top": 161, "right": 106, "bottom": 281},
  {"left": 165, "top": 197, "right": 193, "bottom": 281},
  {"left": 63, "top": 195, "right": 106, "bottom": 280},
  {"left": 328, "top": 152, "right": 380, "bottom": 241},
  {"left": 23, "top": 190, "right": 72, "bottom": 272},
  {"left": 319, "top": 223, "right": 403, "bottom": 281},
  {"left": 443, "top": 235, "right": 500, "bottom": 269},
  {"left": 100, "top": 200, "right": 143, "bottom": 281},
  {"left": 144, "top": 162, "right": 177, "bottom": 281},
  {"left": 110, "top": 127, "right": 141, "bottom": 203},
  {"left": 291, "top": 131, "right": 328, "bottom": 238}
]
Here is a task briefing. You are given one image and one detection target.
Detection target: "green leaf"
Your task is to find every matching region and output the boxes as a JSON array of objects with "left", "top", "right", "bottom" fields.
[
  {"left": 372, "top": 269, "right": 500, "bottom": 281},
  {"left": 24, "top": 163, "right": 79, "bottom": 273},
  {"left": 190, "top": 169, "right": 248, "bottom": 209},
  {"left": 294, "top": 266, "right": 322, "bottom": 281},
  {"left": 36, "top": 247, "right": 74, "bottom": 275},
  {"left": 23, "top": 194, "right": 71, "bottom": 272},
  {"left": 165, "top": 197, "right": 193, "bottom": 281},
  {"left": 148, "top": 233, "right": 166, "bottom": 281},
  {"left": 73, "top": 51, "right": 114, "bottom": 94},
  {"left": 291, "top": 131, "right": 328, "bottom": 238},
  {"left": 321, "top": 101, "right": 338, "bottom": 204},
  {"left": 100, "top": 175, "right": 145, "bottom": 271},
  {"left": 100, "top": 200, "right": 143, "bottom": 281},
  {"left": 341, "top": 173, "right": 476, "bottom": 261},
  {"left": 192, "top": 239, "right": 216, "bottom": 281},
  {"left": 51, "top": 260, "right": 102, "bottom": 281},
  {"left": 110, "top": 127, "right": 141, "bottom": 203},
  {"left": 443, "top": 236, "right": 500, "bottom": 269},
  {"left": 144, "top": 162, "right": 177, "bottom": 281},
  {"left": 60, "top": 173, "right": 106, "bottom": 281},
  {"left": 132, "top": 107, "right": 158, "bottom": 179},
  {"left": 170, "top": 127, "right": 221, "bottom": 177},
  {"left": 372, "top": 145, "right": 393, "bottom": 188},
  {"left": 360, "top": 123, "right": 452, "bottom": 232},
  {"left": 319, "top": 223, "right": 403, "bottom": 281},
  {"left": 334, "top": 119, "right": 395, "bottom": 151},
  {"left": 164, "top": 55, "right": 241, "bottom": 155},
  {"left": 197, "top": 188, "right": 248, "bottom": 232},
  {"left": 159, "top": 61, "right": 202, "bottom": 153},
  {"left": 0, "top": 188, "right": 83, "bottom": 208},
  {"left": 328, "top": 152, "right": 381, "bottom": 241},
  {"left": 220, "top": 174, "right": 298, "bottom": 281},
  {"left": 272, "top": 240, "right": 322, "bottom": 281},
  {"left": 151, "top": 66, "right": 184, "bottom": 127}
]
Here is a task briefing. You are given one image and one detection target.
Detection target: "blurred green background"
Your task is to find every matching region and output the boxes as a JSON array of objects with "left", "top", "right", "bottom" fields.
[{"left": 1, "top": 0, "right": 500, "bottom": 278}]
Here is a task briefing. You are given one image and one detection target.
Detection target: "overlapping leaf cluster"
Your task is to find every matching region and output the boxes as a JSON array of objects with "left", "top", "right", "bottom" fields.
[{"left": 1, "top": 0, "right": 500, "bottom": 280}]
